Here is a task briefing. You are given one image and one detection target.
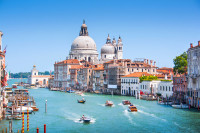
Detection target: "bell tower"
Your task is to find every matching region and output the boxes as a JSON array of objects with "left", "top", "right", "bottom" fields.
[
  {"left": 31, "top": 65, "right": 39, "bottom": 76},
  {"left": 117, "top": 36, "right": 123, "bottom": 59}
]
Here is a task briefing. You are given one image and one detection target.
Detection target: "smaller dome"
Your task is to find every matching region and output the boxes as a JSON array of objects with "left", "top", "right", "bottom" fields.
[{"left": 101, "top": 43, "right": 115, "bottom": 54}]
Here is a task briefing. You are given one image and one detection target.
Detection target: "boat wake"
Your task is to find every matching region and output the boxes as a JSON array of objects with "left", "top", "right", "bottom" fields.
[
  {"left": 98, "top": 103, "right": 115, "bottom": 107},
  {"left": 133, "top": 104, "right": 146, "bottom": 109},
  {"left": 123, "top": 110, "right": 136, "bottom": 125},
  {"left": 118, "top": 103, "right": 123, "bottom": 106},
  {"left": 138, "top": 110, "right": 167, "bottom": 122}
]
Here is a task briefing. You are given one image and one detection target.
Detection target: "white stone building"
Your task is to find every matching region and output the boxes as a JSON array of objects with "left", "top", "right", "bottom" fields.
[
  {"left": 28, "top": 65, "right": 50, "bottom": 86},
  {"left": 121, "top": 72, "right": 173, "bottom": 98}
]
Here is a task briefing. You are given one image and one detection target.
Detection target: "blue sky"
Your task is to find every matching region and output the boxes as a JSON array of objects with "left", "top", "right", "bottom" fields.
[{"left": 0, "top": 0, "right": 200, "bottom": 73}]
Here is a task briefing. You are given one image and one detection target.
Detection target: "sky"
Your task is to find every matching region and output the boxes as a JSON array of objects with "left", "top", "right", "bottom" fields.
[{"left": 0, "top": 0, "right": 200, "bottom": 73}]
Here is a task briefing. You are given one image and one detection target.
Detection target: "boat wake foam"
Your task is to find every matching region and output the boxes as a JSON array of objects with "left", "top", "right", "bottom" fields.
[
  {"left": 138, "top": 110, "right": 167, "bottom": 122},
  {"left": 123, "top": 110, "right": 136, "bottom": 125}
]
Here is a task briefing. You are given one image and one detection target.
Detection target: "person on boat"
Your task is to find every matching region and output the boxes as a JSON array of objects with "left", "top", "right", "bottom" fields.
[
  {"left": 82, "top": 115, "right": 85, "bottom": 120},
  {"left": 82, "top": 98, "right": 85, "bottom": 101}
]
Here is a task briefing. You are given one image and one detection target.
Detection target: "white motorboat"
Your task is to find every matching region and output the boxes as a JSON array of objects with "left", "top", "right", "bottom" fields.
[
  {"left": 172, "top": 104, "right": 189, "bottom": 109},
  {"left": 15, "top": 106, "right": 33, "bottom": 114}
]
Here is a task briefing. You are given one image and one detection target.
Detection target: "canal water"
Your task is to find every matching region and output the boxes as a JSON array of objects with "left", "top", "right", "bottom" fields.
[{"left": 0, "top": 79, "right": 200, "bottom": 133}]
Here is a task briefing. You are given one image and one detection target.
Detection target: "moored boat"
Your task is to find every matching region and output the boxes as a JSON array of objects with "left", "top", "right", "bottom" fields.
[
  {"left": 15, "top": 106, "right": 33, "bottom": 114},
  {"left": 122, "top": 100, "right": 131, "bottom": 105},
  {"left": 105, "top": 101, "right": 113, "bottom": 106},
  {"left": 12, "top": 84, "right": 17, "bottom": 89},
  {"left": 128, "top": 104, "right": 137, "bottom": 112},
  {"left": 172, "top": 104, "right": 189, "bottom": 109}
]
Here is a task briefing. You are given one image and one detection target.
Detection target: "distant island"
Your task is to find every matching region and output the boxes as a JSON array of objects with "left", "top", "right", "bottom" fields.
[{"left": 10, "top": 71, "right": 54, "bottom": 78}]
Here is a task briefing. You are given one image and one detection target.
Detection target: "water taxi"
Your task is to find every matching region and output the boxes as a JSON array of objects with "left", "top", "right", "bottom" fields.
[
  {"left": 122, "top": 100, "right": 131, "bottom": 105},
  {"left": 128, "top": 104, "right": 137, "bottom": 112},
  {"left": 105, "top": 101, "right": 113, "bottom": 106}
]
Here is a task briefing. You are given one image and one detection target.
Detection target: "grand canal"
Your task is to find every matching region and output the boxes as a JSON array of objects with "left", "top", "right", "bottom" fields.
[{"left": 0, "top": 79, "right": 200, "bottom": 133}]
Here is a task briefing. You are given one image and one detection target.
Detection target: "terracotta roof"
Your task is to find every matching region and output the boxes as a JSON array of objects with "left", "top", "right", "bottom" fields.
[
  {"left": 122, "top": 72, "right": 151, "bottom": 78},
  {"left": 55, "top": 59, "right": 79, "bottom": 64},
  {"left": 69, "top": 65, "right": 83, "bottom": 69}
]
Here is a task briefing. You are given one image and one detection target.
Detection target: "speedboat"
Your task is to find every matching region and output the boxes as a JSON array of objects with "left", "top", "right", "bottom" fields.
[
  {"left": 80, "top": 117, "right": 91, "bottom": 123},
  {"left": 105, "top": 101, "right": 113, "bottom": 106},
  {"left": 77, "top": 99, "right": 86, "bottom": 103},
  {"left": 172, "top": 104, "right": 189, "bottom": 109},
  {"left": 128, "top": 104, "right": 137, "bottom": 112},
  {"left": 122, "top": 100, "right": 131, "bottom": 105}
]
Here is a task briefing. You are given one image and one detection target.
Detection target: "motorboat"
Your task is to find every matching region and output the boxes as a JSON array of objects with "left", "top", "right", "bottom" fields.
[
  {"left": 172, "top": 104, "right": 189, "bottom": 109},
  {"left": 122, "top": 100, "right": 131, "bottom": 105},
  {"left": 77, "top": 99, "right": 86, "bottom": 103},
  {"left": 80, "top": 116, "right": 91, "bottom": 123},
  {"left": 105, "top": 101, "right": 113, "bottom": 106},
  {"left": 128, "top": 104, "right": 137, "bottom": 112},
  {"left": 31, "top": 106, "right": 39, "bottom": 111},
  {"left": 14, "top": 115, "right": 22, "bottom": 120},
  {"left": 15, "top": 106, "right": 33, "bottom": 114},
  {"left": 158, "top": 101, "right": 165, "bottom": 105}
]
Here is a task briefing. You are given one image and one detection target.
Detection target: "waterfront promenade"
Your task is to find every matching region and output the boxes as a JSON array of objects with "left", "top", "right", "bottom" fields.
[{"left": 1, "top": 79, "right": 200, "bottom": 133}]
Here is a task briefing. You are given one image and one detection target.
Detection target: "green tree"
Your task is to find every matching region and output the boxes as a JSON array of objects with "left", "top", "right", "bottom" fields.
[{"left": 173, "top": 52, "right": 187, "bottom": 74}]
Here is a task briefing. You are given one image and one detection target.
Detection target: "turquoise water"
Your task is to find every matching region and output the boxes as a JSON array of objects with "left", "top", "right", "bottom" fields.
[{"left": 0, "top": 79, "right": 200, "bottom": 133}]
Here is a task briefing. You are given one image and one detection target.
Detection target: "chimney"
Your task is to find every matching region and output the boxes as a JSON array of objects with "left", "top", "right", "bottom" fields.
[
  {"left": 147, "top": 59, "right": 149, "bottom": 64},
  {"left": 190, "top": 43, "right": 193, "bottom": 48},
  {"left": 124, "top": 61, "right": 127, "bottom": 67},
  {"left": 154, "top": 61, "right": 156, "bottom": 67},
  {"left": 144, "top": 59, "right": 146, "bottom": 63},
  {"left": 198, "top": 41, "right": 200, "bottom": 47},
  {"left": 165, "top": 74, "right": 167, "bottom": 80},
  {"left": 150, "top": 60, "right": 153, "bottom": 67},
  {"left": 114, "top": 59, "right": 116, "bottom": 65}
]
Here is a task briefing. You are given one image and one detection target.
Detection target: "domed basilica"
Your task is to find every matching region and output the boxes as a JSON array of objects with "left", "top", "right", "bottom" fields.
[{"left": 68, "top": 21, "right": 123, "bottom": 64}]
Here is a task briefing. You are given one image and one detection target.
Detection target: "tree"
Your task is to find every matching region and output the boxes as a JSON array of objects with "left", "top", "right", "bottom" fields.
[{"left": 173, "top": 52, "right": 187, "bottom": 74}]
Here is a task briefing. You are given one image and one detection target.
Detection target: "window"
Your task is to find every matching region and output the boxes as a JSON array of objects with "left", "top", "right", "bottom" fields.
[
  {"left": 153, "top": 69, "right": 155, "bottom": 72},
  {"left": 142, "top": 69, "right": 143, "bottom": 72},
  {"left": 169, "top": 87, "right": 170, "bottom": 91},
  {"left": 132, "top": 69, "right": 133, "bottom": 72},
  {"left": 163, "top": 86, "right": 164, "bottom": 91},
  {"left": 166, "top": 86, "right": 167, "bottom": 91},
  {"left": 160, "top": 86, "right": 162, "bottom": 91},
  {"left": 75, "top": 57, "right": 77, "bottom": 59},
  {"left": 104, "top": 55, "right": 106, "bottom": 58},
  {"left": 128, "top": 69, "right": 129, "bottom": 72}
]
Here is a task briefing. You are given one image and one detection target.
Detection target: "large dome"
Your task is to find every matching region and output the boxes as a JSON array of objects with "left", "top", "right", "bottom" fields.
[
  {"left": 71, "top": 36, "right": 97, "bottom": 50},
  {"left": 101, "top": 43, "right": 115, "bottom": 54}
]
